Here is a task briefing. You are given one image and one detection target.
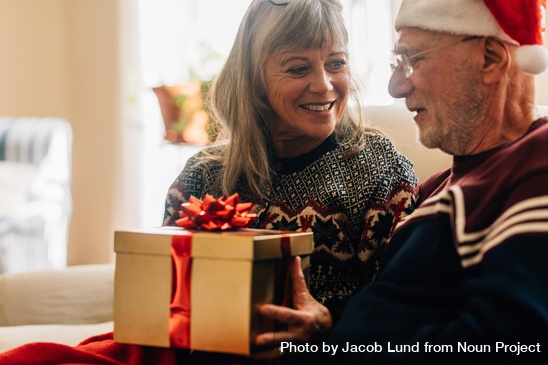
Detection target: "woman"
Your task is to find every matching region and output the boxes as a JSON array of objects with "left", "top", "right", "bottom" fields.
[
  {"left": 164, "top": 0, "right": 417, "bottom": 324},
  {"left": 0, "top": 2, "right": 417, "bottom": 365}
]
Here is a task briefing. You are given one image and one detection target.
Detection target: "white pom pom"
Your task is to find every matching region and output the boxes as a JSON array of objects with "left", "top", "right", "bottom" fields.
[{"left": 515, "top": 45, "right": 548, "bottom": 75}]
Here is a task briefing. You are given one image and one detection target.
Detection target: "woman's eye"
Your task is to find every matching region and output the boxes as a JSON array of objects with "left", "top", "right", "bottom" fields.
[
  {"left": 327, "top": 60, "right": 347, "bottom": 72},
  {"left": 287, "top": 66, "right": 309, "bottom": 76}
]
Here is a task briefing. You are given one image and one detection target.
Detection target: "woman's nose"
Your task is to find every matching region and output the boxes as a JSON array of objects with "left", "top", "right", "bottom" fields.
[
  {"left": 309, "top": 70, "right": 333, "bottom": 94},
  {"left": 388, "top": 69, "right": 414, "bottom": 99}
]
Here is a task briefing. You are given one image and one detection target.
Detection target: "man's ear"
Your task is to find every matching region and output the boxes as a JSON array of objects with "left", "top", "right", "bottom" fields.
[{"left": 482, "top": 37, "right": 510, "bottom": 84}]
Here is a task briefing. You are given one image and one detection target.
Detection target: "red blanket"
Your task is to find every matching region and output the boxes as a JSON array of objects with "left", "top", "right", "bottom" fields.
[{"left": 0, "top": 332, "right": 180, "bottom": 365}]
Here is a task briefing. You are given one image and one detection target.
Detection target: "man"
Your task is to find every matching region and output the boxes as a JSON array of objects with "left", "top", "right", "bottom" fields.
[{"left": 255, "top": 0, "right": 548, "bottom": 363}]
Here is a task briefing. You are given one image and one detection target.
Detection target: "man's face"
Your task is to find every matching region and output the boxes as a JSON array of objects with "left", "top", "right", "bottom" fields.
[{"left": 388, "top": 27, "right": 487, "bottom": 156}]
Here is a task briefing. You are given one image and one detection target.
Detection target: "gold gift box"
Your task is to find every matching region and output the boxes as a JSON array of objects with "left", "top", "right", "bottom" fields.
[{"left": 113, "top": 226, "right": 313, "bottom": 355}]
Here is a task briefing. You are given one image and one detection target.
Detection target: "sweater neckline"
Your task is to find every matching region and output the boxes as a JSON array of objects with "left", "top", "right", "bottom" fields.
[
  {"left": 274, "top": 134, "right": 338, "bottom": 175},
  {"left": 450, "top": 118, "right": 547, "bottom": 181}
]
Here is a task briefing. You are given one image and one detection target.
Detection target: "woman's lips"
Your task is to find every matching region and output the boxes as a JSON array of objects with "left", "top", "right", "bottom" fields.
[{"left": 301, "top": 101, "right": 334, "bottom": 111}]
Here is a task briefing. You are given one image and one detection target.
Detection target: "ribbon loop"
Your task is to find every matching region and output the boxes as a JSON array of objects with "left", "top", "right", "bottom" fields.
[{"left": 175, "top": 193, "right": 257, "bottom": 231}]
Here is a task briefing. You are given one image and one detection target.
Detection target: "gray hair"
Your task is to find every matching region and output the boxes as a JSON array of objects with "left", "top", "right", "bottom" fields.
[{"left": 204, "top": 0, "right": 375, "bottom": 199}]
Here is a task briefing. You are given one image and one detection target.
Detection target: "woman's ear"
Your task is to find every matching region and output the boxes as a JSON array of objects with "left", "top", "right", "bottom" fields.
[{"left": 481, "top": 37, "right": 510, "bottom": 84}]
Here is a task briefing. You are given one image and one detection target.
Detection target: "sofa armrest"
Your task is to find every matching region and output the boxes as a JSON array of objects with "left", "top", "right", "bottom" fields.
[{"left": 0, "top": 264, "right": 114, "bottom": 326}]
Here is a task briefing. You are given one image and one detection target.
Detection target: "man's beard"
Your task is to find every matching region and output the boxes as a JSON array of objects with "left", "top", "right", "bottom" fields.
[{"left": 419, "top": 69, "right": 487, "bottom": 156}]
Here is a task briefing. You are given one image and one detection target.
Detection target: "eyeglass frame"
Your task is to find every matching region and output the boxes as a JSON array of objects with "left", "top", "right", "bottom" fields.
[
  {"left": 269, "top": 0, "right": 290, "bottom": 5},
  {"left": 390, "top": 36, "right": 481, "bottom": 78}
]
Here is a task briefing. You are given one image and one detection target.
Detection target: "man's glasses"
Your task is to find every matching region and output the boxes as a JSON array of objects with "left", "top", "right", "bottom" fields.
[
  {"left": 390, "top": 36, "right": 481, "bottom": 78},
  {"left": 269, "top": 0, "right": 289, "bottom": 5}
]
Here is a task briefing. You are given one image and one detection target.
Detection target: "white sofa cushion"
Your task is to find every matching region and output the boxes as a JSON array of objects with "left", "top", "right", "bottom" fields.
[
  {"left": 538, "top": 105, "right": 548, "bottom": 118},
  {"left": 0, "top": 264, "right": 114, "bottom": 326}
]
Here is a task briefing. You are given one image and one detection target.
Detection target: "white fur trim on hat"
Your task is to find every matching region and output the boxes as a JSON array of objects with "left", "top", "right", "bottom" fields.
[{"left": 395, "top": 0, "right": 515, "bottom": 44}]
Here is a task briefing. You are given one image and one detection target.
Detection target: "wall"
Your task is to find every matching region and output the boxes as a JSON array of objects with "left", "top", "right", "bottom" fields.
[
  {"left": 0, "top": 0, "right": 140, "bottom": 266},
  {"left": 64, "top": 0, "right": 123, "bottom": 265},
  {"left": 0, "top": 0, "right": 70, "bottom": 116}
]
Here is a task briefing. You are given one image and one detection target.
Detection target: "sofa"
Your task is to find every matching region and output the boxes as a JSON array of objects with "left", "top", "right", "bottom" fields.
[
  {"left": 0, "top": 264, "right": 114, "bottom": 353},
  {"left": 0, "top": 103, "right": 546, "bottom": 354}
]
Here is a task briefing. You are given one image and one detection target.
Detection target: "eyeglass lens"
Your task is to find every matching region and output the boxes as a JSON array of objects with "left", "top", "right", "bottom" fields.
[{"left": 390, "top": 36, "right": 481, "bottom": 79}]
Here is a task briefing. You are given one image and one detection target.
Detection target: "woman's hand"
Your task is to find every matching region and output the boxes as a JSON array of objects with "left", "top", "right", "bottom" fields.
[{"left": 252, "top": 256, "right": 332, "bottom": 360}]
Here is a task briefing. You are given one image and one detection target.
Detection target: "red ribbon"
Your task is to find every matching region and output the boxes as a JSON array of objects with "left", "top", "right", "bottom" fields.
[
  {"left": 175, "top": 193, "right": 257, "bottom": 231},
  {"left": 168, "top": 233, "right": 192, "bottom": 348},
  {"left": 167, "top": 231, "right": 293, "bottom": 346}
]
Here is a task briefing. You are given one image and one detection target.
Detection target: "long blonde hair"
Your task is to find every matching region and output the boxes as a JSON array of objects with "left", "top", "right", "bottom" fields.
[{"left": 204, "top": 0, "right": 375, "bottom": 198}]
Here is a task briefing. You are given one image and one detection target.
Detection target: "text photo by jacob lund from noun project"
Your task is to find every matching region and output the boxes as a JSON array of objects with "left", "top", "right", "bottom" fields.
[{"left": 280, "top": 340, "right": 542, "bottom": 357}]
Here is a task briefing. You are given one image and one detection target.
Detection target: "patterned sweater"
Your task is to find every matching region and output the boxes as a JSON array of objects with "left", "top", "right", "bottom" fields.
[{"left": 163, "top": 134, "right": 418, "bottom": 322}]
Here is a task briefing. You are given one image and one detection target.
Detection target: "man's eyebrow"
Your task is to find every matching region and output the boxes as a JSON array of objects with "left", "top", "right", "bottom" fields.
[{"left": 392, "top": 43, "right": 413, "bottom": 55}]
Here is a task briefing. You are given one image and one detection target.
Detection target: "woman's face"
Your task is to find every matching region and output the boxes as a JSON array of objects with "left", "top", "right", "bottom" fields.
[{"left": 263, "top": 44, "right": 350, "bottom": 156}]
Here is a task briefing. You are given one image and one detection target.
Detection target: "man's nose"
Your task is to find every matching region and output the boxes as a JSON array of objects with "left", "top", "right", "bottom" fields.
[{"left": 388, "top": 69, "right": 414, "bottom": 99}]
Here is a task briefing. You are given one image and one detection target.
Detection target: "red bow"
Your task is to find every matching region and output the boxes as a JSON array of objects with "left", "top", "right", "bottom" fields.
[{"left": 175, "top": 193, "right": 257, "bottom": 231}]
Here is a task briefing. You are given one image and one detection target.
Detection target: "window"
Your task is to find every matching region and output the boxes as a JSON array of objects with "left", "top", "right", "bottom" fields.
[{"left": 139, "top": 0, "right": 394, "bottom": 103}]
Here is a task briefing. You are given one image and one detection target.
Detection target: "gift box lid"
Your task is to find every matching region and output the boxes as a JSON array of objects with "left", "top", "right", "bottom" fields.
[{"left": 114, "top": 227, "right": 313, "bottom": 260}]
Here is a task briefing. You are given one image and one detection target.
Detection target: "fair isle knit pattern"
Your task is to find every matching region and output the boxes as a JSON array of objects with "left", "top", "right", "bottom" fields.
[{"left": 163, "top": 134, "right": 418, "bottom": 321}]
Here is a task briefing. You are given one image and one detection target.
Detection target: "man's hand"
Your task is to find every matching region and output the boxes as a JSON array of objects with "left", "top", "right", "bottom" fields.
[{"left": 252, "top": 256, "right": 332, "bottom": 360}]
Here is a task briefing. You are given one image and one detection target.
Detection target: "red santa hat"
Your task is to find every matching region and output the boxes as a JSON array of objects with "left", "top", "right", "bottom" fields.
[{"left": 395, "top": 0, "right": 548, "bottom": 74}]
